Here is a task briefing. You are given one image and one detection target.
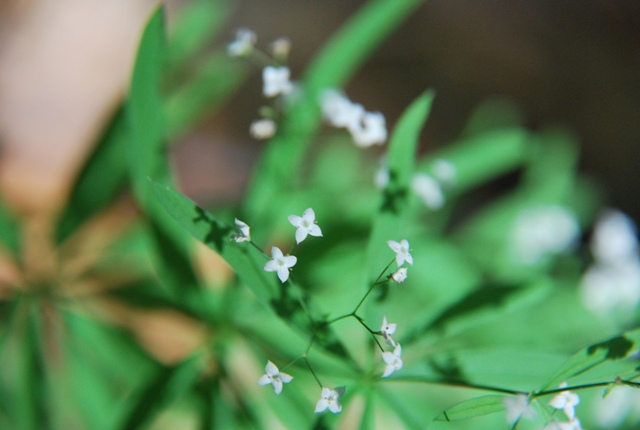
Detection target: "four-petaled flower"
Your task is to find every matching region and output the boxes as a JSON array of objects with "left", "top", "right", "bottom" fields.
[
  {"left": 549, "top": 382, "right": 580, "bottom": 419},
  {"left": 264, "top": 246, "right": 297, "bottom": 283},
  {"left": 257, "top": 360, "right": 293, "bottom": 395},
  {"left": 382, "top": 343, "right": 403, "bottom": 377},
  {"left": 263, "top": 66, "right": 293, "bottom": 97},
  {"left": 503, "top": 394, "right": 536, "bottom": 423},
  {"left": 380, "top": 316, "right": 397, "bottom": 347},
  {"left": 315, "top": 387, "right": 343, "bottom": 414},
  {"left": 388, "top": 239, "right": 413, "bottom": 267},
  {"left": 288, "top": 208, "right": 322, "bottom": 244},
  {"left": 231, "top": 218, "right": 250, "bottom": 242},
  {"left": 390, "top": 267, "right": 408, "bottom": 283}
]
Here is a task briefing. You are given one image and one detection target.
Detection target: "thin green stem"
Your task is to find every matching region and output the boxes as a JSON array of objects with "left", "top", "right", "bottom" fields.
[
  {"left": 352, "top": 257, "right": 396, "bottom": 314},
  {"left": 249, "top": 240, "right": 268, "bottom": 257},
  {"left": 304, "top": 356, "right": 323, "bottom": 388}
]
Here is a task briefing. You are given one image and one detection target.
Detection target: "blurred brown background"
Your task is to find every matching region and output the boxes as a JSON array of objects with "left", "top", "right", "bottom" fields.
[{"left": 1, "top": 0, "right": 639, "bottom": 221}]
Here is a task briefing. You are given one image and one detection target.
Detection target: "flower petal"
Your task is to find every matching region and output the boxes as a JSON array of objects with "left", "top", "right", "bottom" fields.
[
  {"left": 328, "top": 401, "right": 342, "bottom": 414},
  {"left": 308, "top": 224, "right": 322, "bottom": 237},
  {"left": 271, "top": 246, "right": 283, "bottom": 259},
  {"left": 264, "top": 260, "right": 278, "bottom": 272},
  {"left": 288, "top": 215, "right": 303, "bottom": 227},
  {"left": 258, "top": 375, "right": 271, "bottom": 386},
  {"left": 295, "top": 227, "right": 308, "bottom": 244},
  {"left": 314, "top": 399, "right": 328, "bottom": 413},
  {"left": 280, "top": 372, "right": 293, "bottom": 383},
  {"left": 276, "top": 267, "right": 290, "bottom": 283},
  {"left": 382, "top": 351, "right": 395, "bottom": 365},
  {"left": 382, "top": 364, "right": 395, "bottom": 377},
  {"left": 387, "top": 240, "right": 401, "bottom": 252},
  {"left": 282, "top": 255, "right": 297, "bottom": 268},
  {"left": 272, "top": 379, "right": 283, "bottom": 395},
  {"left": 265, "top": 360, "right": 278, "bottom": 376},
  {"left": 302, "top": 208, "right": 316, "bottom": 222}
]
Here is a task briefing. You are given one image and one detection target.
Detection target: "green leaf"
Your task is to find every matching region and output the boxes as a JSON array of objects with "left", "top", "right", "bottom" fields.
[
  {"left": 539, "top": 327, "right": 640, "bottom": 391},
  {"left": 166, "top": 52, "right": 247, "bottom": 136},
  {"left": 0, "top": 197, "right": 20, "bottom": 256},
  {"left": 127, "top": 7, "right": 199, "bottom": 294},
  {"left": 166, "top": 0, "right": 231, "bottom": 69},
  {"left": 245, "top": 0, "right": 424, "bottom": 227},
  {"left": 365, "top": 91, "right": 435, "bottom": 283},
  {"left": 434, "top": 395, "right": 505, "bottom": 422},
  {"left": 119, "top": 354, "right": 205, "bottom": 430},
  {"left": 55, "top": 107, "right": 128, "bottom": 244}
]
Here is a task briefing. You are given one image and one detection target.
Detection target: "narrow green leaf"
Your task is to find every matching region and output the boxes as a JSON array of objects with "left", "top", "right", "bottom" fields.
[
  {"left": 166, "top": 52, "right": 247, "bottom": 136},
  {"left": 119, "top": 354, "right": 204, "bottom": 430},
  {"left": 434, "top": 395, "right": 505, "bottom": 422},
  {"left": 245, "top": 0, "right": 424, "bottom": 226},
  {"left": 166, "top": 0, "right": 231, "bottom": 69},
  {"left": 365, "top": 91, "right": 435, "bottom": 283},
  {"left": 0, "top": 197, "right": 20, "bottom": 256},
  {"left": 127, "top": 6, "right": 199, "bottom": 293},
  {"left": 55, "top": 107, "right": 128, "bottom": 244},
  {"left": 539, "top": 327, "right": 640, "bottom": 391}
]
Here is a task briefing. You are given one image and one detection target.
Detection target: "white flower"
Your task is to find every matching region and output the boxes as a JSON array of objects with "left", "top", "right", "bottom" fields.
[
  {"left": 314, "top": 387, "right": 343, "bottom": 414},
  {"left": 557, "top": 418, "right": 582, "bottom": 430},
  {"left": 580, "top": 260, "right": 640, "bottom": 314},
  {"left": 288, "top": 208, "right": 322, "bottom": 244},
  {"left": 380, "top": 316, "right": 397, "bottom": 347},
  {"left": 382, "top": 343, "right": 403, "bottom": 377},
  {"left": 591, "top": 209, "right": 638, "bottom": 266},
  {"left": 270, "top": 37, "right": 291, "bottom": 59},
  {"left": 411, "top": 174, "right": 445, "bottom": 209},
  {"left": 594, "top": 385, "right": 640, "bottom": 428},
  {"left": 264, "top": 246, "right": 297, "bottom": 283},
  {"left": 388, "top": 239, "right": 413, "bottom": 267},
  {"left": 503, "top": 394, "right": 535, "bottom": 423},
  {"left": 227, "top": 28, "right": 256, "bottom": 57},
  {"left": 549, "top": 382, "right": 580, "bottom": 419},
  {"left": 433, "top": 159, "right": 457, "bottom": 186},
  {"left": 262, "top": 66, "right": 293, "bottom": 97},
  {"left": 231, "top": 218, "right": 251, "bottom": 242},
  {"left": 250, "top": 118, "right": 276, "bottom": 140},
  {"left": 350, "top": 111, "right": 387, "bottom": 147},
  {"left": 390, "top": 267, "right": 408, "bottom": 284},
  {"left": 511, "top": 205, "right": 580, "bottom": 265},
  {"left": 320, "top": 89, "right": 364, "bottom": 130},
  {"left": 257, "top": 360, "right": 293, "bottom": 395}
]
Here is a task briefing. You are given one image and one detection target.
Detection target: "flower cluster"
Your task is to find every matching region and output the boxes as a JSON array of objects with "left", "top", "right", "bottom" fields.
[
  {"left": 228, "top": 28, "right": 298, "bottom": 140},
  {"left": 320, "top": 89, "right": 387, "bottom": 148},
  {"left": 580, "top": 209, "right": 640, "bottom": 316}
]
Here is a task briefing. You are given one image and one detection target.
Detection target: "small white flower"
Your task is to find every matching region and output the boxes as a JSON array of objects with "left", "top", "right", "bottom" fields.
[
  {"left": 503, "top": 394, "right": 536, "bottom": 423},
  {"left": 314, "top": 387, "right": 343, "bottom": 414},
  {"left": 591, "top": 209, "right": 638, "bottom": 266},
  {"left": 390, "top": 267, "right": 408, "bottom": 284},
  {"left": 288, "top": 208, "right": 322, "bottom": 244},
  {"left": 250, "top": 118, "right": 276, "bottom": 140},
  {"left": 320, "top": 89, "right": 364, "bottom": 130},
  {"left": 433, "top": 159, "right": 457, "bottom": 186},
  {"left": 557, "top": 418, "right": 582, "bottom": 430},
  {"left": 227, "top": 28, "right": 256, "bottom": 57},
  {"left": 350, "top": 111, "right": 387, "bottom": 147},
  {"left": 388, "top": 239, "right": 413, "bottom": 267},
  {"left": 263, "top": 66, "right": 293, "bottom": 97},
  {"left": 264, "top": 246, "right": 297, "bottom": 283},
  {"left": 511, "top": 205, "right": 580, "bottom": 265},
  {"left": 257, "top": 360, "right": 293, "bottom": 395},
  {"left": 231, "top": 218, "right": 251, "bottom": 242},
  {"left": 549, "top": 382, "right": 580, "bottom": 419},
  {"left": 382, "top": 343, "right": 403, "bottom": 377},
  {"left": 411, "top": 174, "right": 445, "bottom": 209},
  {"left": 380, "top": 316, "right": 397, "bottom": 347},
  {"left": 270, "top": 37, "right": 292, "bottom": 60}
]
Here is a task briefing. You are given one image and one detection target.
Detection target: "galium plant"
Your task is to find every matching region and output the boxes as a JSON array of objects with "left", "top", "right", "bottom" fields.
[{"left": 1, "top": 0, "right": 640, "bottom": 429}]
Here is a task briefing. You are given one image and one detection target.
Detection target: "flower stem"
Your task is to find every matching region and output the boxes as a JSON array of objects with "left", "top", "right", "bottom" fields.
[{"left": 304, "top": 355, "right": 323, "bottom": 388}]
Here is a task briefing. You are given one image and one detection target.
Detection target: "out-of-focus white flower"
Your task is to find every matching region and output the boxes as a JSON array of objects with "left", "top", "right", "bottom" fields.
[
  {"left": 390, "top": 267, "right": 408, "bottom": 284},
  {"left": 264, "top": 246, "right": 297, "bottom": 283},
  {"left": 231, "top": 218, "right": 251, "bottom": 242},
  {"left": 433, "top": 159, "right": 457, "bottom": 186},
  {"left": 288, "top": 208, "right": 322, "bottom": 244},
  {"left": 594, "top": 385, "right": 640, "bottom": 428},
  {"left": 320, "top": 89, "right": 364, "bottom": 130},
  {"left": 581, "top": 260, "right": 640, "bottom": 315},
  {"left": 380, "top": 316, "right": 397, "bottom": 346},
  {"left": 350, "top": 111, "right": 387, "bottom": 147},
  {"left": 511, "top": 205, "right": 580, "bottom": 265},
  {"left": 549, "top": 382, "right": 580, "bottom": 419},
  {"left": 557, "top": 418, "right": 582, "bottom": 430},
  {"left": 503, "top": 394, "right": 536, "bottom": 423},
  {"left": 382, "top": 343, "right": 403, "bottom": 377},
  {"left": 591, "top": 209, "right": 638, "bottom": 267},
  {"left": 411, "top": 174, "right": 445, "bottom": 209},
  {"left": 388, "top": 239, "right": 413, "bottom": 267},
  {"left": 257, "top": 360, "right": 293, "bottom": 395},
  {"left": 314, "top": 387, "right": 343, "bottom": 414},
  {"left": 375, "top": 165, "right": 390, "bottom": 190},
  {"left": 227, "top": 28, "right": 256, "bottom": 57},
  {"left": 263, "top": 66, "right": 293, "bottom": 97},
  {"left": 249, "top": 118, "right": 276, "bottom": 140}
]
